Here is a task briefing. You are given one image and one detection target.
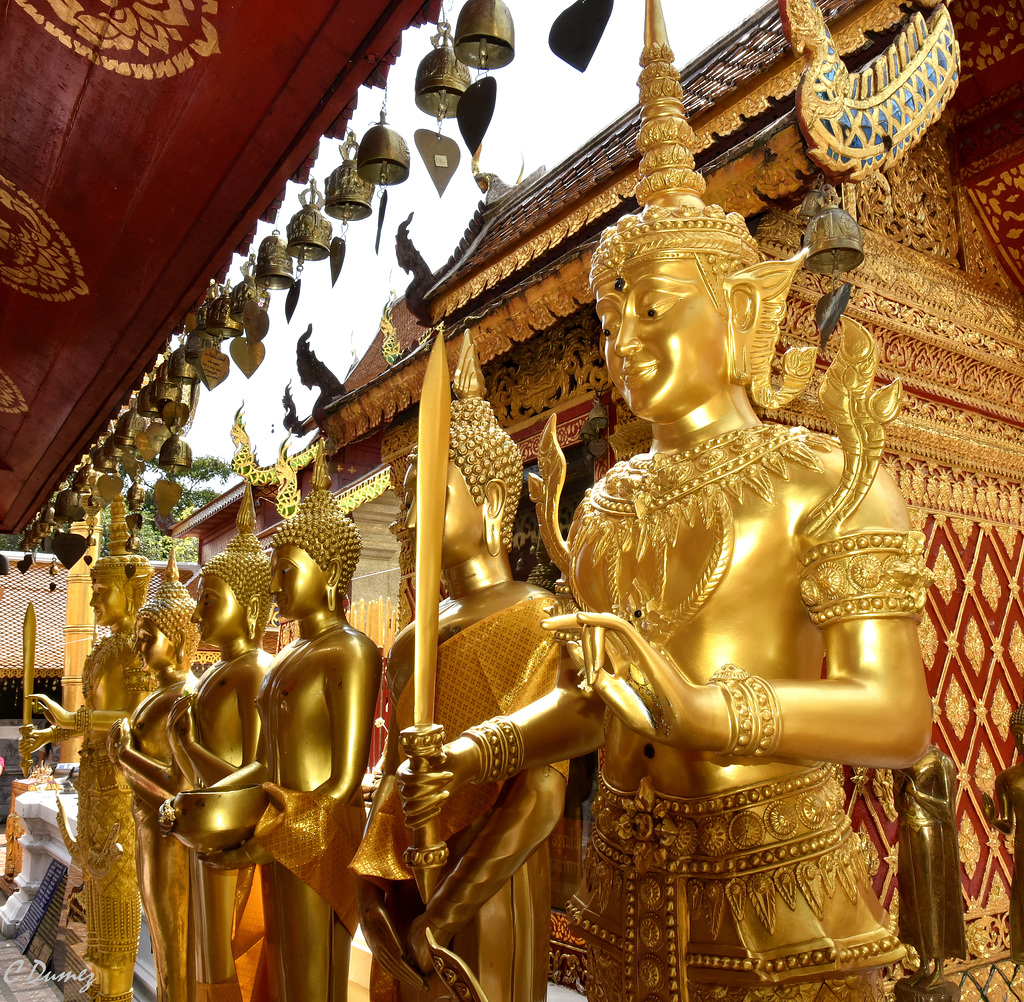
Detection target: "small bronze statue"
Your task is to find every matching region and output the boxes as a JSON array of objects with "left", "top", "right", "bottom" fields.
[
  {"left": 894, "top": 746, "right": 968, "bottom": 1000},
  {"left": 983, "top": 703, "right": 1024, "bottom": 962}
]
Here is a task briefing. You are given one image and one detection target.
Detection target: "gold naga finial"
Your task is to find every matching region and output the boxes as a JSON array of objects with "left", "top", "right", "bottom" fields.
[{"left": 453, "top": 331, "right": 485, "bottom": 400}]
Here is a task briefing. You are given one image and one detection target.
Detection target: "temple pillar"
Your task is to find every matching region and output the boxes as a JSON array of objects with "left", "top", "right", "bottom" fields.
[{"left": 60, "top": 520, "right": 95, "bottom": 763}]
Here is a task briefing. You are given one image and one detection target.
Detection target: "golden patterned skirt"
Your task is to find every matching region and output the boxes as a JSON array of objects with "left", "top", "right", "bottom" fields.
[{"left": 567, "top": 765, "right": 902, "bottom": 1002}]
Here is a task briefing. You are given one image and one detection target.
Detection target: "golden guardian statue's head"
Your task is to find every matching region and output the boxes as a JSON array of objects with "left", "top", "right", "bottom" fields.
[
  {"left": 590, "top": 0, "right": 813, "bottom": 412},
  {"left": 138, "top": 547, "right": 199, "bottom": 668},
  {"left": 271, "top": 443, "right": 361, "bottom": 616},
  {"left": 201, "top": 484, "right": 272, "bottom": 642},
  {"left": 91, "top": 495, "right": 154, "bottom": 627}
]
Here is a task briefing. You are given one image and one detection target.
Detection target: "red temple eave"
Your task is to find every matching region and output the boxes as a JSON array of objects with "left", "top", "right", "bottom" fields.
[{"left": 0, "top": 0, "right": 438, "bottom": 533}]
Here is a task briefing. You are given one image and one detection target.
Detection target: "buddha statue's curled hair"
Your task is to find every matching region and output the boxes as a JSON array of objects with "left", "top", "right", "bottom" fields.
[
  {"left": 140, "top": 548, "right": 199, "bottom": 666},
  {"left": 271, "top": 445, "right": 361, "bottom": 591},
  {"left": 203, "top": 484, "right": 272, "bottom": 638},
  {"left": 1011, "top": 702, "right": 1024, "bottom": 732}
]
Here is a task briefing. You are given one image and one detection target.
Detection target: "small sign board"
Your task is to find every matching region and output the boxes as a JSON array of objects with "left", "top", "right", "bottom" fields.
[
  {"left": 25, "top": 867, "right": 67, "bottom": 966},
  {"left": 13, "top": 858, "right": 68, "bottom": 953}
]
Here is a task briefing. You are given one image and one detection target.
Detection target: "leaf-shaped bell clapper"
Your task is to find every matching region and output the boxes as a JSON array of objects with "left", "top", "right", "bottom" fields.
[
  {"left": 415, "top": 22, "right": 471, "bottom": 119},
  {"left": 454, "top": 0, "right": 515, "bottom": 69},
  {"left": 112, "top": 408, "right": 147, "bottom": 450},
  {"left": 207, "top": 283, "right": 243, "bottom": 339},
  {"left": 286, "top": 180, "right": 333, "bottom": 262},
  {"left": 357, "top": 113, "right": 411, "bottom": 187},
  {"left": 158, "top": 432, "right": 193, "bottom": 473},
  {"left": 229, "top": 257, "right": 261, "bottom": 321},
  {"left": 800, "top": 182, "right": 864, "bottom": 276},
  {"left": 325, "top": 133, "right": 375, "bottom": 222},
  {"left": 53, "top": 485, "right": 81, "bottom": 523},
  {"left": 150, "top": 363, "right": 182, "bottom": 408},
  {"left": 255, "top": 230, "right": 295, "bottom": 291}
]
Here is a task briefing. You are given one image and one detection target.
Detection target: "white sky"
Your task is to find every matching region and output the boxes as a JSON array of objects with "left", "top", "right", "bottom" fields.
[{"left": 187, "top": 0, "right": 769, "bottom": 467}]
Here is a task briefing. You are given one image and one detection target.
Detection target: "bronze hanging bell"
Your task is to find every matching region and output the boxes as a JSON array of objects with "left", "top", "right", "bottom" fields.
[
  {"left": 229, "top": 257, "right": 261, "bottom": 321},
  {"left": 38, "top": 503, "right": 56, "bottom": 535},
  {"left": 126, "top": 480, "right": 146, "bottom": 511},
  {"left": 102, "top": 434, "right": 124, "bottom": 465},
  {"left": 158, "top": 432, "right": 193, "bottom": 473},
  {"left": 91, "top": 444, "right": 117, "bottom": 473},
  {"left": 207, "top": 282, "right": 243, "bottom": 339},
  {"left": 325, "top": 133, "right": 375, "bottom": 222},
  {"left": 53, "top": 485, "right": 81, "bottom": 523},
  {"left": 454, "top": 0, "right": 515, "bottom": 69},
  {"left": 73, "top": 464, "right": 94, "bottom": 493},
  {"left": 357, "top": 112, "right": 411, "bottom": 186},
  {"left": 150, "top": 363, "right": 182, "bottom": 407},
  {"left": 167, "top": 343, "right": 200, "bottom": 386},
  {"left": 415, "top": 22, "right": 471, "bottom": 119},
  {"left": 286, "top": 179, "right": 333, "bottom": 262},
  {"left": 255, "top": 230, "right": 295, "bottom": 290},
  {"left": 800, "top": 182, "right": 864, "bottom": 275},
  {"left": 112, "top": 408, "right": 147, "bottom": 450},
  {"left": 136, "top": 379, "right": 160, "bottom": 417}
]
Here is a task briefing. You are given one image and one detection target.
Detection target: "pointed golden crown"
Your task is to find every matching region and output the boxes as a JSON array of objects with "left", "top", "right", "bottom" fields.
[
  {"left": 590, "top": 0, "right": 759, "bottom": 286},
  {"left": 271, "top": 443, "right": 361, "bottom": 587}
]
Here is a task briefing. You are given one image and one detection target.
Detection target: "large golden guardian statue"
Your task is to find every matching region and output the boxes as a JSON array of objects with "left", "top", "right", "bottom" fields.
[
  {"left": 168, "top": 483, "right": 273, "bottom": 1002},
  {"left": 111, "top": 547, "right": 198, "bottom": 1002},
  {"left": 398, "top": 2, "right": 933, "bottom": 1000},
  {"left": 354, "top": 334, "right": 566, "bottom": 1001},
  {"left": 21, "top": 496, "right": 154, "bottom": 1002}
]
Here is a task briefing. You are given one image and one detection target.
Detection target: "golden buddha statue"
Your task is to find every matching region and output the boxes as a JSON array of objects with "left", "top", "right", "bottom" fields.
[
  {"left": 167, "top": 484, "right": 273, "bottom": 1002},
  {"left": 397, "top": 3, "right": 933, "bottom": 1000},
  {"left": 176, "top": 444, "right": 381, "bottom": 1002},
  {"left": 20, "top": 495, "right": 154, "bottom": 1002},
  {"left": 110, "top": 547, "right": 198, "bottom": 1002},
  {"left": 353, "top": 334, "right": 567, "bottom": 1002}
]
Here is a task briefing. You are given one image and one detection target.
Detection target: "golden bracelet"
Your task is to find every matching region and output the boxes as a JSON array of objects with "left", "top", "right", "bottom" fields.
[
  {"left": 709, "top": 664, "right": 783, "bottom": 757},
  {"left": 52, "top": 726, "right": 73, "bottom": 743},
  {"left": 74, "top": 706, "right": 91, "bottom": 732},
  {"left": 464, "top": 716, "right": 525, "bottom": 784}
]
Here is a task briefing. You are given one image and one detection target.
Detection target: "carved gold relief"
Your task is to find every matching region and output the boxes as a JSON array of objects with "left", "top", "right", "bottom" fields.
[
  {"left": 0, "top": 368, "right": 28, "bottom": 413},
  {"left": 964, "top": 162, "right": 1024, "bottom": 289},
  {"left": 15, "top": 0, "right": 220, "bottom": 79},
  {"left": 0, "top": 174, "right": 88, "bottom": 301},
  {"left": 954, "top": 0, "right": 1024, "bottom": 74},
  {"left": 956, "top": 186, "right": 1021, "bottom": 300}
]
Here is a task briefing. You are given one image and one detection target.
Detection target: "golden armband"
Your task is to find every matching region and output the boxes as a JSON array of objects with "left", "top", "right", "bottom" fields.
[
  {"left": 52, "top": 726, "right": 74, "bottom": 743},
  {"left": 708, "top": 664, "right": 783, "bottom": 757},
  {"left": 799, "top": 530, "right": 931, "bottom": 627},
  {"left": 464, "top": 716, "right": 525, "bottom": 784},
  {"left": 75, "top": 706, "right": 91, "bottom": 732}
]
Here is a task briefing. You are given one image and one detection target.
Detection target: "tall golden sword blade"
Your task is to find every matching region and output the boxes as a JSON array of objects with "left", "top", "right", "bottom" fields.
[
  {"left": 401, "top": 332, "right": 451, "bottom": 902},
  {"left": 20, "top": 603, "right": 36, "bottom": 778}
]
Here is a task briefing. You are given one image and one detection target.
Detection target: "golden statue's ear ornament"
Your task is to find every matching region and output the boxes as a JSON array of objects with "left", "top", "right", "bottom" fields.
[{"left": 725, "top": 249, "right": 815, "bottom": 409}]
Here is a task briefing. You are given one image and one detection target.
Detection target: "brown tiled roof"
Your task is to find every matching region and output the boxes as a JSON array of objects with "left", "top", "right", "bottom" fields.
[
  {"left": 428, "top": 0, "right": 865, "bottom": 300},
  {"left": 343, "top": 300, "right": 426, "bottom": 394},
  {"left": 0, "top": 554, "right": 201, "bottom": 681}
]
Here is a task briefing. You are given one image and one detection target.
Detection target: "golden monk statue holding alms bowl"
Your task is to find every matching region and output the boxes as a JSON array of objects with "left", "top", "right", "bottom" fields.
[{"left": 398, "top": 2, "right": 934, "bottom": 1000}]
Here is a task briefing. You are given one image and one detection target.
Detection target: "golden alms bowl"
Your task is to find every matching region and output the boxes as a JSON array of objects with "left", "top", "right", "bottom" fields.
[{"left": 159, "top": 785, "right": 267, "bottom": 853}]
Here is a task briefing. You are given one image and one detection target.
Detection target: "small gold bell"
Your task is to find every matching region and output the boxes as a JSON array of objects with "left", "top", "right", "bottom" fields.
[
  {"left": 800, "top": 182, "right": 864, "bottom": 275},
  {"left": 101, "top": 435, "right": 123, "bottom": 464},
  {"left": 454, "top": 0, "right": 515, "bottom": 69},
  {"left": 415, "top": 22, "right": 471, "bottom": 118},
  {"left": 91, "top": 444, "right": 117, "bottom": 473},
  {"left": 357, "top": 112, "right": 411, "bottom": 186},
  {"left": 126, "top": 481, "right": 146, "bottom": 511},
  {"left": 53, "top": 486, "right": 81, "bottom": 523},
  {"left": 325, "top": 133, "right": 375, "bottom": 222},
  {"left": 73, "top": 464, "right": 94, "bottom": 492},
  {"left": 229, "top": 257, "right": 261, "bottom": 321},
  {"left": 112, "top": 409, "right": 147, "bottom": 450},
  {"left": 136, "top": 380, "right": 160, "bottom": 417},
  {"left": 167, "top": 343, "right": 200, "bottom": 386},
  {"left": 255, "top": 230, "right": 295, "bottom": 290},
  {"left": 150, "top": 363, "right": 182, "bottom": 407},
  {"left": 159, "top": 433, "right": 193, "bottom": 473},
  {"left": 287, "top": 180, "right": 333, "bottom": 262},
  {"left": 38, "top": 504, "right": 56, "bottom": 533},
  {"left": 207, "top": 283, "right": 243, "bottom": 338}
]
